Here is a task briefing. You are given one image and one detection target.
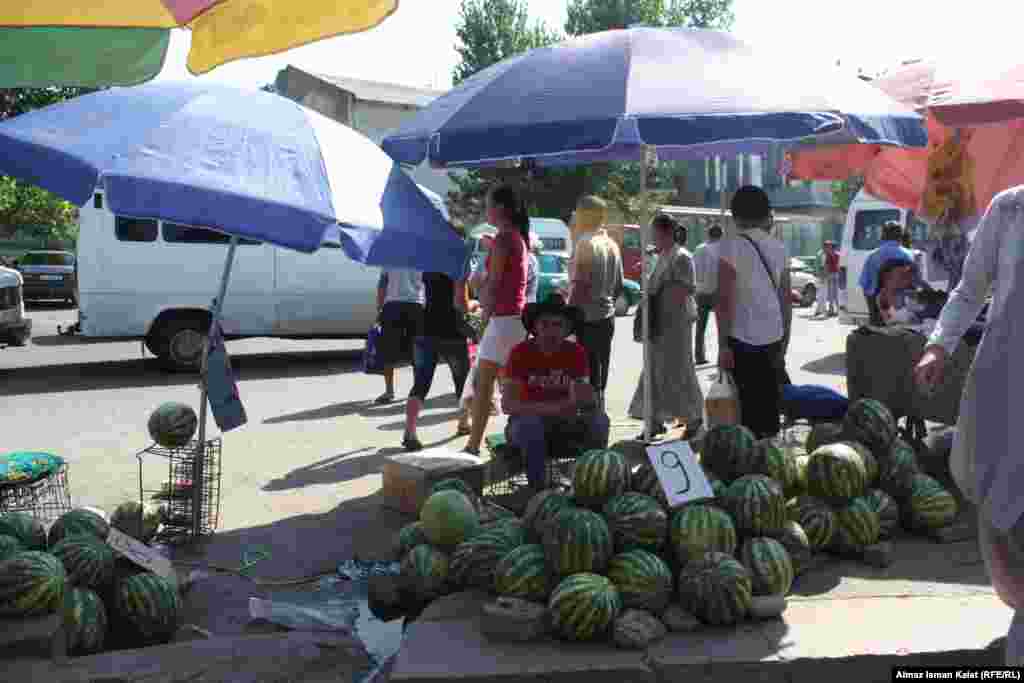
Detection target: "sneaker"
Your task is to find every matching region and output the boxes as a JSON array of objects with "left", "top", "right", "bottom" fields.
[
  {"left": 402, "top": 435, "right": 424, "bottom": 452},
  {"left": 374, "top": 392, "right": 395, "bottom": 405}
]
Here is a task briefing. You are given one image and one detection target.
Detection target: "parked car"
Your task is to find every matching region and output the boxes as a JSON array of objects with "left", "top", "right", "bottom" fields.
[
  {"left": 788, "top": 257, "right": 819, "bottom": 307},
  {"left": 536, "top": 251, "right": 570, "bottom": 304},
  {"left": 17, "top": 250, "right": 77, "bottom": 304},
  {"left": 0, "top": 265, "right": 31, "bottom": 346}
]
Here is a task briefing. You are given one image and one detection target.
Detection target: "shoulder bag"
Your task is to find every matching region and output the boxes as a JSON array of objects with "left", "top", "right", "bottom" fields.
[{"left": 740, "top": 234, "right": 791, "bottom": 385}]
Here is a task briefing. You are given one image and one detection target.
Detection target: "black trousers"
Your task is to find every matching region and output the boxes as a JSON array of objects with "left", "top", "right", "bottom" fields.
[
  {"left": 578, "top": 317, "right": 615, "bottom": 392},
  {"left": 695, "top": 293, "right": 717, "bottom": 362},
  {"left": 729, "top": 337, "right": 784, "bottom": 439}
]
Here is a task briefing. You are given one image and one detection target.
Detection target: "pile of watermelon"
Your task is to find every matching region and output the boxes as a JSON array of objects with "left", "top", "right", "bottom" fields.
[
  {"left": 392, "top": 397, "right": 960, "bottom": 644},
  {"left": 0, "top": 504, "right": 180, "bottom": 656}
]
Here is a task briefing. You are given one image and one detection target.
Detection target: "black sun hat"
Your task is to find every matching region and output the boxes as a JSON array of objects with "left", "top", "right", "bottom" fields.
[{"left": 522, "top": 293, "right": 584, "bottom": 337}]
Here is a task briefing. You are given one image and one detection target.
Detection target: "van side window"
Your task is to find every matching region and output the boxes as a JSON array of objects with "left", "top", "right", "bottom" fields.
[
  {"left": 115, "top": 216, "right": 158, "bottom": 242},
  {"left": 852, "top": 209, "right": 901, "bottom": 250},
  {"left": 162, "top": 223, "right": 261, "bottom": 246}
]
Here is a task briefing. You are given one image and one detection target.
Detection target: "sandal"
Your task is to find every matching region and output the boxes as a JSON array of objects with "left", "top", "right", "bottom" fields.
[
  {"left": 402, "top": 435, "right": 423, "bottom": 452},
  {"left": 462, "top": 446, "right": 480, "bottom": 457},
  {"left": 456, "top": 424, "right": 472, "bottom": 437}
]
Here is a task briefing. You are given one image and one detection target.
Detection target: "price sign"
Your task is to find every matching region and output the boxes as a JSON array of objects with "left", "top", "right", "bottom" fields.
[
  {"left": 106, "top": 528, "right": 177, "bottom": 584},
  {"left": 646, "top": 440, "right": 713, "bottom": 508}
]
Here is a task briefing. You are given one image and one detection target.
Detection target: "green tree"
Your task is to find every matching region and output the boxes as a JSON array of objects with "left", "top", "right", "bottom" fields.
[
  {"left": 565, "top": 0, "right": 733, "bottom": 34},
  {"left": 453, "top": 0, "right": 560, "bottom": 86},
  {"left": 832, "top": 176, "right": 865, "bottom": 214}
]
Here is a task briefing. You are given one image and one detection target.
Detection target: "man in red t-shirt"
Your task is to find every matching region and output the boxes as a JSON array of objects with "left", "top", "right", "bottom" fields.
[{"left": 503, "top": 295, "right": 611, "bottom": 490}]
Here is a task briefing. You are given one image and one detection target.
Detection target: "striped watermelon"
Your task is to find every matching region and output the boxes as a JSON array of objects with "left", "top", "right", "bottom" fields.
[
  {"left": 701, "top": 424, "right": 756, "bottom": 482},
  {"left": 749, "top": 439, "right": 799, "bottom": 496},
  {"left": 0, "top": 512, "right": 47, "bottom": 550},
  {"left": 786, "top": 496, "right": 836, "bottom": 551},
  {"left": 113, "top": 573, "right": 180, "bottom": 646},
  {"left": 805, "top": 443, "right": 867, "bottom": 503},
  {"left": 542, "top": 507, "right": 613, "bottom": 576},
  {"left": 548, "top": 573, "right": 621, "bottom": 641},
  {"left": 419, "top": 490, "right": 480, "bottom": 548},
  {"left": 64, "top": 587, "right": 108, "bottom": 655},
  {"left": 0, "top": 535, "right": 22, "bottom": 561},
  {"left": 721, "top": 475, "right": 787, "bottom": 537},
  {"left": 109, "top": 501, "right": 162, "bottom": 543},
  {"left": 603, "top": 493, "right": 668, "bottom": 553},
  {"left": 572, "top": 449, "right": 630, "bottom": 509},
  {"left": 429, "top": 478, "right": 479, "bottom": 510},
  {"left": 606, "top": 549, "right": 674, "bottom": 614},
  {"left": 394, "top": 522, "right": 430, "bottom": 561},
  {"left": 147, "top": 402, "right": 198, "bottom": 449},
  {"left": 669, "top": 504, "right": 737, "bottom": 566},
  {"left": 493, "top": 544, "right": 550, "bottom": 602},
  {"left": 832, "top": 497, "right": 881, "bottom": 553},
  {"left": 738, "top": 537, "right": 794, "bottom": 596},
  {"left": 48, "top": 508, "right": 110, "bottom": 547},
  {"left": 805, "top": 421, "right": 846, "bottom": 454},
  {"left": 904, "top": 474, "right": 958, "bottom": 531},
  {"left": 51, "top": 536, "right": 115, "bottom": 590},
  {"left": 522, "top": 490, "right": 573, "bottom": 541},
  {"left": 842, "top": 441, "right": 879, "bottom": 488},
  {"left": 630, "top": 461, "right": 660, "bottom": 495},
  {"left": 865, "top": 489, "right": 901, "bottom": 538},
  {"left": 401, "top": 544, "right": 450, "bottom": 600},
  {"left": 879, "top": 439, "right": 920, "bottom": 500},
  {"left": 485, "top": 518, "right": 528, "bottom": 547},
  {"left": 0, "top": 551, "right": 66, "bottom": 617},
  {"left": 450, "top": 525, "right": 526, "bottom": 589},
  {"left": 773, "top": 520, "right": 813, "bottom": 576},
  {"left": 843, "top": 398, "right": 896, "bottom": 454},
  {"left": 793, "top": 454, "right": 810, "bottom": 497},
  {"left": 677, "top": 551, "right": 753, "bottom": 626}
]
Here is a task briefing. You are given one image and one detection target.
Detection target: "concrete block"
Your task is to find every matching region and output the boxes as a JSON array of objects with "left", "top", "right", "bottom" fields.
[
  {"left": 861, "top": 541, "right": 894, "bottom": 568},
  {"left": 418, "top": 590, "right": 491, "bottom": 622},
  {"left": 612, "top": 609, "right": 666, "bottom": 649},
  {"left": 368, "top": 575, "right": 408, "bottom": 622},
  {"left": 481, "top": 597, "right": 548, "bottom": 642},
  {"left": 662, "top": 605, "right": 702, "bottom": 633},
  {"left": 928, "top": 520, "right": 975, "bottom": 544},
  {"left": 749, "top": 595, "right": 787, "bottom": 620}
]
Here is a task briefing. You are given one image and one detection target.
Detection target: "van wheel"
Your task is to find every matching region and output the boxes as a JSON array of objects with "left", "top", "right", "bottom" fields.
[
  {"left": 801, "top": 283, "right": 817, "bottom": 308},
  {"left": 148, "top": 316, "right": 208, "bottom": 372},
  {"left": 614, "top": 293, "right": 631, "bottom": 316}
]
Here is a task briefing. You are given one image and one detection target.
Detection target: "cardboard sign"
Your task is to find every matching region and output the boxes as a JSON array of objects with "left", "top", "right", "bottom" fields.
[
  {"left": 646, "top": 440, "right": 713, "bottom": 508},
  {"left": 106, "top": 528, "right": 176, "bottom": 584}
]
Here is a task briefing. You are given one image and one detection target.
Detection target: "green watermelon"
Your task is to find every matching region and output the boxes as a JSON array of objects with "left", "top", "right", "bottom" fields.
[
  {"left": 843, "top": 398, "right": 896, "bottom": 454},
  {"left": 113, "top": 572, "right": 180, "bottom": 646},
  {"left": 147, "top": 402, "right": 198, "bottom": 449},
  {"left": 805, "top": 443, "right": 868, "bottom": 503},
  {"left": 786, "top": 496, "right": 836, "bottom": 551},
  {"left": 0, "top": 512, "right": 46, "bottom": 550},
  {"left": 669, "top": 504, "right": 737, "bottom": 566},
  {"left": 542, "top": 507, "right": 613, "bottom": 576},
  {"left": 429, "top": 478, "right": 478, "bottom": 507},
  {"left": 805, "top": 421, "right": 846, "bottom": 454},
  {"left": 572, "top": 449, "right": 630, "bottom": 509},
  {"left": 51, "top": 536, "right": 115, "bottom": 590},
  {"left": 793, "top": 454, "right": 810, "bottom": 497},
  {"left": 48, "top": 508, "right": 110, "bottom": 547},
  {"left": 109, "top": 501, "right": 162, "bottom": 543},
  {"left": 701, "top": 424, "right": 757, "bottom": 482},
  {"left": 842, "top": 441, "right": 879, "bottom": 488},
  {"left": 630, "top": 461, "right": 660, "bottom": 495},
  {"left": 548, "top": 573, "right": 621, "bottom": 641},
  {"left": 522, "top": 490, "right": 573, "bottom": 541},
  {"left": 449, "top": 525, "right": 525, "bottom": 589},
  {"left": 721, "top": 475, "right": 787, "bottom": 537},
  {"left": 64, "top": 587, "right": 107, "bottom": 655},
  {"left": 394, "top": 522, "right": 430, "bottom": 561},
  {"left": 904, "top": 474, "right": 958, "bottom": 531},
  {"left": 603, "top": 492, "right": 668, "bottom": 553},
  {"left": 738, "top": 537, "right": 794, "bottom": 596},
  {"left": 865, "top": 489, "right": 901, "bottom": 538},
  {"left": 773, "top": 520, "right": 813, "bottom": 576},
  {"left": 607, "top": 549, "right": 673, "bottom": 614},
  {"left": 419, "top": 490, "right": 480, "bottom": 548},
  {"left": 0, "top": 535, "right": 23, "bottom": 561},
  {"left": 401, "top": 544, "right": 450, "bottom": 600},
  {"left": 484, "top": 518, "right": 528, "bottom": 547},
  {"left": 879, "top": 439, "right": 920, "bottom": 500},
  {"left": 749, "top": 439, "right": 799, "bottom": 495},
  {"left": 493, "top": 544, "right": 550, "bottom": 602},
  {"left": 677, "top": 551, "right": 753, "bottom": 626},
  {"left": 0, "top": 551, "right": 66, "bottom": 617},
  {"left": 832, "top": 497, "right": 881, "bottom": 553}
]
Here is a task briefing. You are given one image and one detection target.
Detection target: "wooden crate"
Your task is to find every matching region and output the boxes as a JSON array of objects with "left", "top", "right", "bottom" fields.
[{"left": 381, "top": 448, "right": 488, "bottom": 517}]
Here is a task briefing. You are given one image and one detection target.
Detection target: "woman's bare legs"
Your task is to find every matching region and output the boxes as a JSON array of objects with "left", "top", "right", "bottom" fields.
[{"left": 466, "top": 360, "right": 500, "bottom": 454}]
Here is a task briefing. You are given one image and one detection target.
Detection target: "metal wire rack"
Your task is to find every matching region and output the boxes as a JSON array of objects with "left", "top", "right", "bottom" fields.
[
  {"left": 0, "top": 463, "right": 72, "bottom": 524},
  {"left": 137, "top": 438, "right": 222, "bottom": 545},
  {"left": 482, "top": 433, "right": 579, "bottom": 501}
]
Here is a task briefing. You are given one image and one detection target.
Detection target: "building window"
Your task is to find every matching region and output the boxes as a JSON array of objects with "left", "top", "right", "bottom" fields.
[
  {"left": 115, "top": 216, "right": 158, "bottom": 242},
  {"left": 162, "top": 222, "right": 261, "bottom": 245}
]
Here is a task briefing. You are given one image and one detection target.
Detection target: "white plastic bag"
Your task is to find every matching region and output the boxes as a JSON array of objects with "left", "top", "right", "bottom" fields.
[{"left": 704, "top": 371, "right": 740, "bottom": 428}]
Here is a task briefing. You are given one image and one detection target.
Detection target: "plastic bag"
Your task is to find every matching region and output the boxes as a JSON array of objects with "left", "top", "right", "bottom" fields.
[
  {"left": 363, "top": 325, "right": 387, "bottom": 375},
  {"left": 704, "top": 371, "right": 740, "bottom": 428},
  {"left": 249, "top": 597, "right": 358, "bottom": 633}
]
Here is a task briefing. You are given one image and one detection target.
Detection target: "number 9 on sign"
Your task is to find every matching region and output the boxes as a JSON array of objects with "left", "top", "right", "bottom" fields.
[{"left": 645, "top": 440, "right": 713, "bottom": 508}]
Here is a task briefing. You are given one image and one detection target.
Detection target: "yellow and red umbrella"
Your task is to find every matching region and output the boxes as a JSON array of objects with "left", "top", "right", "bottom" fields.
[{"left": 0, "top": 1, "right": 399, "bottom": 87}]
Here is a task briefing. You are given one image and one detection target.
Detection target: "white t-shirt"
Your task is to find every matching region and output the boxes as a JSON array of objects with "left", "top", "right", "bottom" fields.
[
  {"left": 380, "top": 268, "right": 425, "bottom": 305},
  {"left": 718, "top": 229, "right": 788, "bottom": 346},
  {"left": 692, "top": 240, "right": 721, "bottom": 294}
]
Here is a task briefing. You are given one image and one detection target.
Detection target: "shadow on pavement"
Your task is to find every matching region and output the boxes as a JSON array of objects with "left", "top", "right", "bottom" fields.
[
  {"left": 264, "top": 393, "right": 457, "bottom": 425},
  {"left": 262, "top": 446, "right": 406, "bottom": 492},
  {"left": 800, "top": 352, "right": 845, "bottom": 376}
]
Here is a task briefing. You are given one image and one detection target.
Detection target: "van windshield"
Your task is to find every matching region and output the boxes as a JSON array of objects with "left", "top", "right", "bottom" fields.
[
  {"left": 852, "top": 209, "right": 901, "bottom": 250},
  {"left": 20, "top": 252, "right": 74, "bottom": 266}
]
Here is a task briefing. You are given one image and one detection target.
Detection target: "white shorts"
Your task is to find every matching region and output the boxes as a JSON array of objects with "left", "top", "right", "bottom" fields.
[{"left": 477, "top": 315, "right": 527, "bottom": 367}]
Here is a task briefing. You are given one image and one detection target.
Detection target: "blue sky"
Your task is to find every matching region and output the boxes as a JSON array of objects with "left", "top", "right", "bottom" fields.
[{"left": 156, "top": 0, "right": 1021, "bottom": 90}]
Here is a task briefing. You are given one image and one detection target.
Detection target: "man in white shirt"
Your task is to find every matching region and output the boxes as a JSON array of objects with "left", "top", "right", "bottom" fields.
[
  {"left": 692, "top": 223, "right": 722, "bottom": 365},
  {"left": 375, "top": 268, "right": 425, "bottom": 404}
]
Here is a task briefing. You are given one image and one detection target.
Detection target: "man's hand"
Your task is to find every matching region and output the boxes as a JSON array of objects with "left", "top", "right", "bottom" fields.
[
  {"left": 718, "top": 347, "right": 735, "bottom": 370},
  {"left": 914, "top": 344, "right": 948, "bottom": 395}
]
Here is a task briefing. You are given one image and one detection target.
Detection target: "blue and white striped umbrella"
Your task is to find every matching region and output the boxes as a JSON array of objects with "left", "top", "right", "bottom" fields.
[{"left": 0, "top": 80, "right": 467, "bottom": 279}]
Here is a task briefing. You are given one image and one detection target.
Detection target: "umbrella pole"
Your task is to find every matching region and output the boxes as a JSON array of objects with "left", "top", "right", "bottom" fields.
[
  {"left": 640, "top": 145, "right": 654, "bottom": 442},
  {"left": 193, "top": 235, "right": 240, "bottom": 538}
]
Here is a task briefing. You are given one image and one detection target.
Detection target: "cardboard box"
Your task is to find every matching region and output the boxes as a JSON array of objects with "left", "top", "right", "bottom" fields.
[{"left": 381, "top": 448, "right": 487, "bottom": 516}]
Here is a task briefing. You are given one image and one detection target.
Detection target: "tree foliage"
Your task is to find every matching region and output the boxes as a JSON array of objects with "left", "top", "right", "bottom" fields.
[
  {"left": 453, "top": 0, "right": 560, "bottom": 86},
  {"left": 831, "top": 176, "right": 865, "bottom": 214},
  {"left": 565, "top": 0, "right": 734, "bottom": 35}
]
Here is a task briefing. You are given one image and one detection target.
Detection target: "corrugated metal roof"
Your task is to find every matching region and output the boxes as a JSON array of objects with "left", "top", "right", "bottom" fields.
[{"left": 299, "top": 67, "right": 445, "bottom": 107}]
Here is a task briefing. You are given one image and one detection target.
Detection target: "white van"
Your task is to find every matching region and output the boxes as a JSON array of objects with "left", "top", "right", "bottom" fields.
[
  {"left": 530, "top": 217, "right": 571, "bottom": 254},
  {"left": 838, "top": 191, "right": 948, "bottom": 325},
  {"left": 0, "top": 265, "right": 31, "bottom": 347},
  {"left": 76, "top": 189, "right": 389, "bottom": 371}
]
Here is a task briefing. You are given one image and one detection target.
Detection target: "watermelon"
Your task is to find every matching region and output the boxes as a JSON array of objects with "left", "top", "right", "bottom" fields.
[
  {"left": 614, "top": 608, "right": 668, "bottom": 649},
  {"left": 109, "top": 501, "right": 162, "bottom": 543},
  {"left": 786, "top": 496, "right": 836, "bottom": 551},
  {"left": 738, "top": 537, "right": 794, "bottom": 596},
  {"left": 494, "top": 544, "right": 550, "bottom": 602},
  {"left": 543, "top": 507, "right": 613, "bottom": 576},
  {"left": 572, "top": 449, "right": 630, "bottom": 509},
  {"left": 832, "top": 497, "right": 881, "bottom": 553},
  {"left": 669, "top": 504, "right": 737, "bottom": 566},
  {"left": 48, "top": 508, "right": 110, "bottom": 547},
  {"left": 607, "top": 549, "right": 673, "bottom": 614},
  {"left": 64, "top": 587, "right": 108, "bottom": 655},
  {"left": 793, "top": 454, "right": 810, "bottom": 496},
  {"left": 522, "top": 490, "right": 573, "bottom": 541},
  {"left": 0, "top": 511, "right": 47, "bottom": 550},
  {"left": 450, "top": 525, "right": 525, "bottom": 589},
  {"left": 843, "top": 398, "right": 896, "bottom": 454},
  {"left": 147, "top": 402, "right": 198, "bottom": 449},
  {"left": 0, "top": 551, "right": 66, "bottom": 617},
  {"left": 394, "top": 522, "right": 430, "bottom": 561},
  {"left": 721, "top": 475, "right": 787, "bottom": 537},
  {"left": 401, "top": 544, "right": 450, "bottom": 600},
  {"left": 805, "top": 421, "right": 846, "bottom": 454},
  {"left": 701, "top": 424, "right": 756, "bottom": 482},
  {"left": 904, "top": 474, "right": 958, "bottom": 531},
  {"left": 749, "top": 439, "right": 799, "bottom": 495},
  {"left": 677, "top": 551, "right": 753, "bottom": 626},
  {"left": 773, "top": 520, "right": 813, "bottom": 576},
  {"left": 548, "top": 573, "right": 621, "bottom": 641},
  {"left": 484, "top": 518, "right": 528, "bottom": 547},
  {"left": 0, "top": 535, "right": 22, "bottom": 561},
  {"left": 603, "top": 492, "right": 668, "bottom": 553},
  {"left": 865, "top": 489, "right": 901, "bottom": 538},
  {"left": 630, "top": 461, "right": 660, "bottom": 495},
  {"left": 429, "top": 478, "right": 478, "bottom": 507},
  {"left": 805, "top": 443, "right": 867, "bottom": 503},
  {"left": 419, "top": 490, "right": 480, "bottom": 548},
  {"left": 879, "top": 439, "right": 920, "bottom": 500},
  {"left": 842, "top": 441, "right": 879, "bottom": 488},
  {"left": 51, "top": 536, "right": 115, "bottom": 590},
  {"left": 113, "top": 572, "right": 180, "bottom": 646}
]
